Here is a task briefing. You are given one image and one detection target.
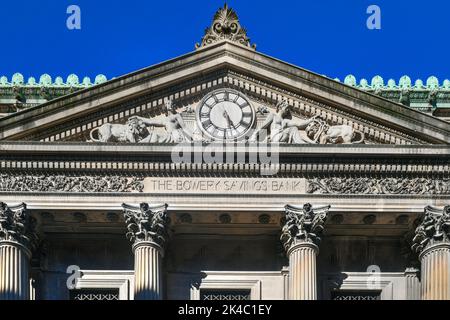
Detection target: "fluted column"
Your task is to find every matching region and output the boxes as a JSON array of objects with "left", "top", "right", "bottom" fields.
[
  {"left": 412, "top": 205, "right": 450, "bottom": 300},
  {"left": 281, "top": 204, "right": 330, "bottom": 300},
  {"left": 404, "top": 268, "right": 421, "bottom": 300},
  {"left": 0, "top": 202, "right": 36, "bottom": 300},
  {"left": 123, "top": 203, "right": 169, "bottom": 300}
]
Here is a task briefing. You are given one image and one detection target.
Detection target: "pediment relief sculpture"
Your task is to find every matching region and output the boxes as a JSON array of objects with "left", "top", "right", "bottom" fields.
[
  {"left": 250, "top": 100, "right": 365, "bottom": 144},
  {"left": 87, "top": 89, "right": 366, "bottom": 145},
  {"left": 89, "top": 100, "right": 193, "bottom": 143}
]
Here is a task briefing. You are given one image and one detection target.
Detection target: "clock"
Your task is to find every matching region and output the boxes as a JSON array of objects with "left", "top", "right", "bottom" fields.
[{"left": 196, "top": 89, "right": 256, "bottom": 141}]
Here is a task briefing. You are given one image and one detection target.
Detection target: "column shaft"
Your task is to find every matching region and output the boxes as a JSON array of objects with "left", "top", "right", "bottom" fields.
[
  {"left": 0, "top": 242, "right": 30, "bottom": 300},
  {"left": 420, "top": 243, "right": 450, "bottom": 300},
  {"left": 133, "top": 242, "right": 163, "bottom": 300},
  {"left": 404, "top": 269, "right": 421, "bottom": 300},
  {"left": 288, "top": 243, "right": 318, "bottom": 300}
]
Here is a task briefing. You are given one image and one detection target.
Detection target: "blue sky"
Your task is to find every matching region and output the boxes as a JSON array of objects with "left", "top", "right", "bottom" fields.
[{"left": 1, "top": 0, "right": 449, "bottom": 83}]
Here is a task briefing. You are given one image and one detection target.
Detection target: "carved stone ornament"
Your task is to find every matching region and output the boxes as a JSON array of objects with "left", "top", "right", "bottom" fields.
[
  {"left": 281, "top": 204, "right": 330, "bottom": 251},
  {"left": 0, "top": 174, "right": 144, "bottom": 193},
  {"left": 0, "top": 202, "right": 37, "bottom": 250},
  {"left": 308, "top": 177, "right": 450, "bottom": 195},
  {"left": 250, "top": 100, "right": 365, "bottom": 145},
  {"left": 122, "top": 203, "right": 170, "bottom": 247},
  {"left": 412, "top": 206, "right": 450, "bottom": 254},
  {"left": 89, "top": 99, "right": 192, "bottom": 144},
  {"left": 196, "top": 4, "right": 255, "bottom": 50}
]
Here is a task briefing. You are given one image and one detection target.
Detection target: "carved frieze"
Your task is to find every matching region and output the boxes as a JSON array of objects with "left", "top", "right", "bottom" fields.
[
  {"left": 1, "top": 174, "right": 449, "bottom": 195},
  {"left": 0, "top": 175, "right": 144, "bottom": 193},
  {"left": 280, "top": 204, "right": 330, "bottom": 250},
  {"left": 412, "top": 206, "right": 450, "bottom": 254},
  {"left": 0, "top": 202, "right": 37, "bottom": 249},
  {"left": 307, "top": 177, "right": 450, "bottom": 195},
  {"left": 122, "top": 203, "right": 170, "bottom": 247}
]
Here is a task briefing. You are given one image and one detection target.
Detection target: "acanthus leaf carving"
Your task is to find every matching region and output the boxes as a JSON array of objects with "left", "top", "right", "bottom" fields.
[
  {"left": 412, "top": 206, "right": 450, "bottom": 254},
  {"left": 281, "top": 204, "right": 330, "bottom": 251},
  {"left": 308, "top": 177, "right": 450, "bottom": 195},
  {"left": 122, "top": 203, "right": 170, "bottom": 248},
  {"left": 0, "top": 175, "right": 145, "bottom": 193},
  {"left": 196, "top": 4, "right": 255, "bottom": 50},
  {"left": 0, "top": 202, "right": 37, "bottom": 250}
]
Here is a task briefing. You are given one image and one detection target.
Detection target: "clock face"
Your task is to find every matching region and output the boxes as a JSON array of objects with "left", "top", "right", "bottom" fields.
[{"left": 196, "top": 89, "right": 256, "bottom": 141}]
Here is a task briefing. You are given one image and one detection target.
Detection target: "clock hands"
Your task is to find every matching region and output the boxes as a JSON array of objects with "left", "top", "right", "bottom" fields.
[{"left": 222, "top": 107, "right": 237, "bottom": 129}]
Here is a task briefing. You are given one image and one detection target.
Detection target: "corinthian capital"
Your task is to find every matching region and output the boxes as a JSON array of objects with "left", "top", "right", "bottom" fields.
[
  {"left": 412, "top": 205, "right": 450, "bottom": 254},
  {"left": 0, "top": 202, "right": 37, "bottom": 250},
  {"left": 281, "top": 204, "right": 330, "bottom": 251},
  {"left": 122, "top": 203, "right": 170, "bottom": 247}
]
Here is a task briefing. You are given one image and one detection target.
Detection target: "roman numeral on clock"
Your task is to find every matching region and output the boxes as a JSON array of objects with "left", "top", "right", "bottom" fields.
[{"left": 202, "top": 120, "right": 212, "bottom": 129}]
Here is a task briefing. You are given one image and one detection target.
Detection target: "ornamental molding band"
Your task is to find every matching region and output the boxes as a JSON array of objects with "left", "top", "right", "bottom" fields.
[
  {"left": 0, "top": 73, "right": 108, "bottom": 111},
  {"left": 196, "top": 4, "right": 255, "bottom": 50},
  {"left": 0, "top": 175, "right": 145, "bottom": 193},
  {"left": 1, "top": 174, "right": 450, "bottom": 195},
  {"left": 307, "top": 177, "right": 450, "bottom": 195},
  {"left": 0, "top": 202, "right": 37, "bottom": 251},
  {"left": 281, "top": 204, "right": 330, "bottom": 251},
  {"left": 412, "top": 205, "right": 450, "bottom": 254},
  {"left": 122, "top": 203, "right": 170, "bottom": 249}
]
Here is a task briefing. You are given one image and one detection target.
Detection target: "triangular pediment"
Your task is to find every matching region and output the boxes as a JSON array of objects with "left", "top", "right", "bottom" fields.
[{"left": 1, "top": 41, "right": 449, "bottom": 145}]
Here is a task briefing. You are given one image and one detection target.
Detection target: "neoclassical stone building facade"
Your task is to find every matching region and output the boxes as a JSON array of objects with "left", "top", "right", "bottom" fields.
[{"left": 1, "top": 5, "right": 450, "bottom": 300}]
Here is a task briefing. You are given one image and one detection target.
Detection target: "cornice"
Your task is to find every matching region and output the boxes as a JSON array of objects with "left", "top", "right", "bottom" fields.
[
  {"left": 1, "top": 141, "right": 449, "bottom": 156},
  {"left": 0, "top": 143, "right": 449, "bottom": 178}
]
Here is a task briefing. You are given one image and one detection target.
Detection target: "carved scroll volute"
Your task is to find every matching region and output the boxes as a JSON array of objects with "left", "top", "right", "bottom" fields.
[
  {"left": 281, "top": 204, "right": 330, "bottom": 252},
  {"left": 412, "top": 205, "right": 450, "bottom": 254},
  {"left": 122, "top": 203, "right": 170, "bottom": 248},
  {"left": 0, "top": 202, "right": 37, "bottom": 252},
  {"left": 196, "top": 4, "right": 255, "bottom": 50}
]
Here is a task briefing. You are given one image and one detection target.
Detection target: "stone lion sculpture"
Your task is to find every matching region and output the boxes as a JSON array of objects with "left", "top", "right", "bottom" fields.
[
  {"left": 306, "top": 119, "right": 365, "bottom": 144},
  {"left": 89, "top": 117, "right": 145, "bottom": 143}
]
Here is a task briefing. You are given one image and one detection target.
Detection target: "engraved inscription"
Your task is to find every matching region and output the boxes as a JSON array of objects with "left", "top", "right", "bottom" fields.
[{"left": 144, "top": 178, "right": 307, "bottom": 195}]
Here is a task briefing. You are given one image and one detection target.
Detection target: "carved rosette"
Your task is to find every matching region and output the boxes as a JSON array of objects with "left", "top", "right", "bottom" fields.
[
  {"left": 281, "top": 204, "right": 330, "bottom": 252},
  {"left": 0, "top": 202, "right": 37, "bottom": 253},
  {"left": 122, "top": 203, "right": 170, "bottom": 250},
  {"left": 196, "top": 4, "right": 255, "bottom": 50},
  {"left": 412, "top": 205, "right": 450, "bottom": 254}
]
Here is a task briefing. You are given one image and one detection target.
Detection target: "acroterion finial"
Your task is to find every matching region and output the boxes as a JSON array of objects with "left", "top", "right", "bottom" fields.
[{"left": 196, "top": 4, "right": 256, "bottom": 50}]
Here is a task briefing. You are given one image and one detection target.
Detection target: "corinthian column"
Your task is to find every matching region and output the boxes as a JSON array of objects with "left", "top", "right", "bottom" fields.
[
  {"left": 0, "top": 202, "right": 37, "bottom": 300},
  {"left": 412, "top": 205, "right": 450, "bottom": 300},
  {"left": 122, "top": 203, "right": 169, "bottom": 300},
  {"left": 281, "top": 204, "right": 330, "bottom": 300}
]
